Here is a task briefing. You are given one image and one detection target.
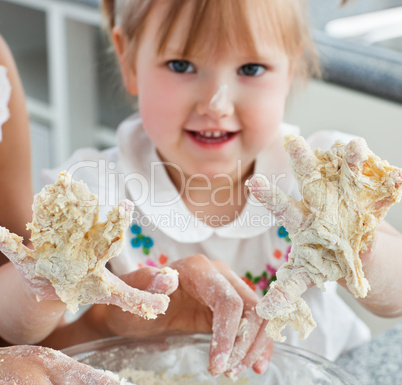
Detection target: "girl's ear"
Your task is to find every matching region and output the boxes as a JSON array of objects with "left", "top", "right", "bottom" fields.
[{"left": 112, "top": 26, "right": 138, "bottom": 95}]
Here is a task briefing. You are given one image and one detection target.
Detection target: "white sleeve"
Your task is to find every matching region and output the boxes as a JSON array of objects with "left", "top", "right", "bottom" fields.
[
  {"left": 0, "top": 66, "right": 12, "bottom": 141},
  {"left": 41, "top": 147, "right": 107, "bottom": 190},
  {"left": 306, "top": 130, "right": 359, "bottom": 152}
]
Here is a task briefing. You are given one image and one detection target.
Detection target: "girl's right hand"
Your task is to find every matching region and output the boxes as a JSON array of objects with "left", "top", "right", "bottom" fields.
[
  {"left": 95, "top": 255, "right": 273, "bottom": 379},
  {"left": 0, "top": 345, "right": 122, "bottom": 385}
]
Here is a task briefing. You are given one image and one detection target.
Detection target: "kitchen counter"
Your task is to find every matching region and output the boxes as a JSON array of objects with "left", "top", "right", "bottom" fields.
[{"left": 336, "top": 322, "right": 402, "bottom": 385}]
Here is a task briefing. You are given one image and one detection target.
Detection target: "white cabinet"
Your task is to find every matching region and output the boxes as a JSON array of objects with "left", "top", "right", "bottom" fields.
[{"left": 0, "top": 0, "right": 133, "bottom": 190}]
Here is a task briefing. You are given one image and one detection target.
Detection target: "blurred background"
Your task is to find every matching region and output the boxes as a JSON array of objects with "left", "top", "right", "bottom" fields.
[{"left": 1, "top": 0, "right": 402, "bottom": 335}]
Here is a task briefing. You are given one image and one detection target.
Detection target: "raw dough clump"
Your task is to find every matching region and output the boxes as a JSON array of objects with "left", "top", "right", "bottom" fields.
[
  {"left": 27, "top": 172, "right": 133, "bottom": 313},
  {"left": 248, "top": 136, "right": 402, "bottom": 341}
]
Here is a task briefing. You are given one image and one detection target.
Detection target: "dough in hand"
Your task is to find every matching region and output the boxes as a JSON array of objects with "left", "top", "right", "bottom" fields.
[{"left": 247, "top": 136, "right": 402, "bottom": 341}]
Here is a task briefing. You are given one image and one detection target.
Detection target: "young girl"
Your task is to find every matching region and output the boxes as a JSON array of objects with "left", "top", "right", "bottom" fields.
[{"left": 43, "top": 0, "right": 402, "bottom": 379}]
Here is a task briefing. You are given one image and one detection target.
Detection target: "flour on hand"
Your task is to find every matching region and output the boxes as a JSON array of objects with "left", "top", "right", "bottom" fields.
[{"left": 247, "top": 135, "right": 402, "bottom": 341}]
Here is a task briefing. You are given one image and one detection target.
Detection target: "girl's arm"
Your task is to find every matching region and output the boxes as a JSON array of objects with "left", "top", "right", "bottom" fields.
[
  {"left": 351, "top": 221, "right": 402, "bottom": 317},
  {"left": 0, "top": 262, "right": 66, "bottom": 344},
  {"left": 0, "top": 345, "right": 122, "bottom": 385},
  {"left": 0, "top": 35, "right": 33, "bottom": 265},
  {"left": 0, "top": 37, "right": 67, "bottom": 344}
]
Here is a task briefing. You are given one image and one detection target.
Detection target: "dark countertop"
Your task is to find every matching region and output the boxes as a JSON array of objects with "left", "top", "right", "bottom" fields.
[
  {"left": 71, "top": 0, "right": 402, "bottom": 104},
  {"left": 336, "top": 322, "right": 402, "bottom": 385}
]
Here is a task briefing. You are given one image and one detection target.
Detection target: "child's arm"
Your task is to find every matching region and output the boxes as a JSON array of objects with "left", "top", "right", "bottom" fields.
[
  {"left": 0, "top": 35, "right": 33, "bottom": 265},
  {"left": 0, "top": 262, "right": 66, "bottom": 344},
  {"left": 0, "top": 345, "right": 122, "bottom": 384},
  {"left": 0, "top": 36, "right": 67, "bottom": 345},
  {"left": 44, "top": 256, "right": 273, "bottom": 379},
  {"left": 346, "top": 221, "right": 402, "bottom": 317}
]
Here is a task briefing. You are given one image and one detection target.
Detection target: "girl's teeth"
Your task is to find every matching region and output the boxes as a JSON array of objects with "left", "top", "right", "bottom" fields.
[{"left": 201, "top": 130, "right": 225, "bottom": 138}]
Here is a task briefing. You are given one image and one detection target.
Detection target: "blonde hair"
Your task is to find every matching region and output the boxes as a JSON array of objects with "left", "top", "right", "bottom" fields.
[{"left": 102, "top": 0, "right": 321, "bottom": 82}]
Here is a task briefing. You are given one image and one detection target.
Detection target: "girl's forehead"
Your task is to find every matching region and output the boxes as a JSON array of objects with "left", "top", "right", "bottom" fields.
[{"left": 148, "top": 0, "right": 290, "bottom": 60}]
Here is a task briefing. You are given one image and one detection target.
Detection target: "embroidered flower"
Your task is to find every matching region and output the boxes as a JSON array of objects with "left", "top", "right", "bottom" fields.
[
  {"left": 277, "top": 226, "right": 291, "bottom": 243},
  {"left": 273, "top": 249, "right": 282, "bottom": 259},
  {"left": 143, "top": 237, "right": 154, "bottom": 248},
  {"left": 138, "top": 254, "right": 169, "bottom": 269},
  {"left": 159, "top": 254, "right": 168, "bottom": 265},
  {"left": 130, "top": 224, "right": 154, "bottom": 255},
  {"left": 131, "top": 224, "right": 142, "bottom": 234},
  {"left": 256, "top": 273, "right": 269, "bottom": 292},
  {"left": 145, "top": 258, "right": 157, "bottom": 267},
  {"left": 277, "top": 226, "right": 288, "bottom": 238},
  {"left": 284, "top": 245, "right": 292, "bottom": 261},
  {"left": 266, "top": 264, "right": 277, "bottom": 277},
  {"left": 242, "top": 275, "right": 256, "bottom": 291}
]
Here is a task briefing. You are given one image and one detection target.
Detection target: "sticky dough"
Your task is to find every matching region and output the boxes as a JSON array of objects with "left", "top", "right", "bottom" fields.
[
  {"left": 248, "top": 136, "right": 402, "bottom": 341},
  {"left": 27, "top": 172, "right": 133, "bottom": 313}
]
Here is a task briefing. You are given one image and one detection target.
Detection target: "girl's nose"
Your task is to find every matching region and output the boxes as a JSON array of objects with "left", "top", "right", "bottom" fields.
[{"left": 196, "top": 84, "right": 234, "bottom": 119}]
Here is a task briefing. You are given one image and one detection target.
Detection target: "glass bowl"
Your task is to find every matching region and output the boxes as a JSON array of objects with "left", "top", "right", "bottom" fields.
[{"left": 62, "top": 334, "right": 361, "bottom": 385}]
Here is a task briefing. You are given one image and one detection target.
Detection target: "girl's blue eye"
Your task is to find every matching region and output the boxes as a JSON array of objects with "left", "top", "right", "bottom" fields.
[
  {"left": 167, "top": 60, "right": 195, "bottom": 73},
  {"left": 238, "top": 64, "right": 266, "bottom": 76}
]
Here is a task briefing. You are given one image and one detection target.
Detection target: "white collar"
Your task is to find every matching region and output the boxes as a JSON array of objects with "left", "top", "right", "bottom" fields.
[{"left": 118, "top": 115, "right": 299, "bottom": 243}]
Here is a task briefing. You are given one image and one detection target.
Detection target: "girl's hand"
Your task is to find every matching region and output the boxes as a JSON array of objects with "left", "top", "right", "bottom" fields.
[
  {"left": 247, "top": 135, "right": 402, "bottom": 341},
  {"left": 0, "top": 221, "right": 178, "bottom": 319},
  {"left": 97, "top": 255, "right": 273, "bottom": 379},
  {"left": 0, "top": 172, "right": 179, "bottom": 319},
  {"left": 0, "top": 345, "right": 122, "bottom": 385}
]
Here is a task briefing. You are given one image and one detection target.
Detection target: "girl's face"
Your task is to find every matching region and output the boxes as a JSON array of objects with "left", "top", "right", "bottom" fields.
[{"left": 115, "top": 1, "right": 293, "bottom": 182}]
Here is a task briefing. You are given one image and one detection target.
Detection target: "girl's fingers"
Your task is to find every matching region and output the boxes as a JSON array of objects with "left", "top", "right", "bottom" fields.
[
  {"left": 0, "top": 227, "right": 60, "bottom": 300},
  {"left": 171, "top": 256, "right": 244, "bottom": 377},
  {"left": 256, "top": 270, "right": 314, "bottom": 321},
  {"left": 226, "top": 320, "right": 274, "bottom": 379},
  {"left": 211, "top": 262, "right": 263, "bottom": 372},
  {"left": 345, "top": 138, "right": 369, "bottom": 173},
  {"left": 120, "top": 266, "right": 179, "bottom": 295},
  {"left": 95, "top": 269, "right": 172, "bottom": 319},
  {"left": 247, "top": 174, "right": 305, "bottom": 233},
  {"left": 0, "top": 226, "right": 34, "bottom": 265},
  {"left": 285, "top": 135, "right": 320, "bottom": 183}
]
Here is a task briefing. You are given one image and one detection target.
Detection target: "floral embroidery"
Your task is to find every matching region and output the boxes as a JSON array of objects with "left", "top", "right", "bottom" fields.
[
  {"left": 159, "top": 254, "right": 168, "bottom": 265},
  {"left": 273, "top": 249, "right": 282, "bottom": 259},
  {"left": 284, "top": 245, "right": 292, "bottom": 261},
  {"left": 242, "top": 274, "right": 256, "bottom": 291},
  {"left": 242, "top": 226, "right": 291, "bottom": 296},
  {"left": 277, "top": 226, "right": 291, "bottom": 242},
  {"left": 243, "top": 265, "right": 277, "bottom": 296},
  {"left": 137, "top": 254, "right": 170, "bottom": 269},
  {"left": 130, "top": 224, "right": 154, "bottom": 255}
]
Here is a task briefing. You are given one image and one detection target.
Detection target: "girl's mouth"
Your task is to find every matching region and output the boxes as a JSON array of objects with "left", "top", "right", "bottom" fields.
[{"left": 186, "top": 130, "right": 238, "bottom": 145}]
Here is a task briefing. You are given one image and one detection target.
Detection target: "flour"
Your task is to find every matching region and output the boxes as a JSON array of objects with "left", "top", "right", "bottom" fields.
[{"left": 118, "top": 369, "right": 250, "bottom": 385}]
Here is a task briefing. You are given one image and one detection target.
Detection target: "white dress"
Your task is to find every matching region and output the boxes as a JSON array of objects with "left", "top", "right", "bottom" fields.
[
  {"left": 0, "top": 65, "right": 12, "bottom": 141},
  {"left": 43, "top": 114, "right": 371, "bottom": 361}
]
